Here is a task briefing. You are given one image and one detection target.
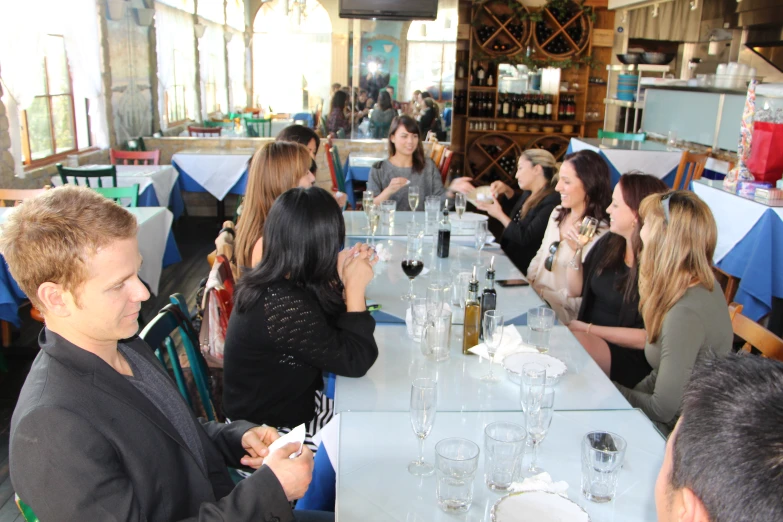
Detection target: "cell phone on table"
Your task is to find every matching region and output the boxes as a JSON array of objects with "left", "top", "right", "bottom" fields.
[
  {"left": 366, "top": 300, "right": 382, "bottom": 312},
  {"left": 497, "top": 279, "right": 530, "bottom": 287}
]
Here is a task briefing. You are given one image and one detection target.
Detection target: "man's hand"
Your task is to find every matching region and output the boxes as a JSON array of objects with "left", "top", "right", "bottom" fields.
[
  {"left": 240, "top": 426, "right": 280, "bottom": 469},
  {"left": 264, "top": 443, "right": 315, "bottom": 501}
]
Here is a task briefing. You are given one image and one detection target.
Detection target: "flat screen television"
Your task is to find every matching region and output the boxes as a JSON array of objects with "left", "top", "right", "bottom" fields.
[{"left": 339, "top": 0, "right": 438, "bottom": 21}]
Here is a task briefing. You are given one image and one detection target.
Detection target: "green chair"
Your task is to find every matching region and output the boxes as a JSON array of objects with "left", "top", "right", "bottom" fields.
[
  {"left": 93, "top": 184, "right": 140, "bottom": 207},
  {"left": 244, "top": 117, "right": 272, "bottom": 138},
  {"left": 597, "top": 130, "right": 646, "bottom": 141},
  {"left": 57, "top": 164, "right": 117, "bottom": 188},
  {"left": 370, "top": 121, "right": 391, "bottom": 139},
  {"left": 319, "top": 115, "right": 328, "bottom": 136},
  {"left": 330, "top": 146, "right": 347, "bottom": 193},
  {"left": 335, "top": 128, "right": 346, "bottom": 139},
  {"left": 15, "top": 494, "right": 38, "bottom": 522}
]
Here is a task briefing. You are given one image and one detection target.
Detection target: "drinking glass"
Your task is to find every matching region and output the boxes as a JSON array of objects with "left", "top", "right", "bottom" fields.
[
  {"left": 422, "top": 309, "right": 452, "bottom": 362},
  {"left": 484, "top": 422, "right": 527, "bottom": 491},
  {"left": 527, "top": 307, "right": 555, "bottom": 353},
  {"left": 475, "top": 221, "right": 489, "bottom": 262},
  {"left": 581, "top": 431, "right": 627, "bottom": 503},
  {"left": 455, "top": 192, "right": 467, "bottom": 222},
  {"left": 525, "top": 386, "right": 555, "bottom": 475},
  {"left": 435, "top": 438, "right": 480, "bottom": 513},
  {"left": 401, "top": 233, "right": 425, "bottom": 300},
  {"left": 367, "top": 204, "right": 381, "bottom": 246},
  {"left": 569, "top": 216, "right": 598, "bottom": 269},
  {"left": 426, "top": 284, "right": 446, "bottom": 323},
  {"left": 381, "top": 200, "right": 397, "bottom": 228},
  {"left": 452, "top": 272, "right": 472, "bottom": 309},
  {"left": 409, "top": 297, "right": 428, "bottom": 342},
  {"left": 409, "top": 378, "right": 437, "bottom": 476},
  {"left": 425, "top": 196, "right": 441, "bottom": 234},
  {"left": 408, "top": 185, "right": 421, "bottom": 212},
  {"left": 406, "top": 221, "right": 424, "bottom": 256},
  {"left": 481, "top": 311, "right": 504, "bottom": 382},
  {"left": 666, "top": 130, "right": 678, "bottom": 150},
  {"left": 362, "top": 190, "right": 374, "bottom": 230},
  {"left": 519, "top": 362, "right": 547, "bottom": 414}
]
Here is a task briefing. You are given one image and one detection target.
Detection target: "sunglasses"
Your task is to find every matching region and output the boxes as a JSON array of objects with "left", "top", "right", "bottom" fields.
[
  {"left": 661, "top": 192, "right": 675, "bottom": 223},
  {"left": 544, "top": 241, "right": 560, "bottom": 271}
]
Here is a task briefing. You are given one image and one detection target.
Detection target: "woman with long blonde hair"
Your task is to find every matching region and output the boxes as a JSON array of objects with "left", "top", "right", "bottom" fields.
[
  {"left": 234, "top": 141, "right": 315, "bottom": 273},
  {"left": 618, "top": 190, "right": 732, "bottom": 435}
]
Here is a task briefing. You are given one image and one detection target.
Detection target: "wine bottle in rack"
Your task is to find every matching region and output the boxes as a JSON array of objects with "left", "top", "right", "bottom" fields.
[
  {"left": 477, "top": 63, "right": 486, "bottom": 86},
  {"left": 502, "top": 94, "right": 510, "bottom": 118},
  {"left": 546, "top": 96, "right": 553, "bottom": 120}
]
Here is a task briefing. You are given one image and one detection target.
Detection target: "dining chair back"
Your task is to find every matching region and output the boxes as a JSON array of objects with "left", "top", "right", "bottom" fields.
[
  {"left": 330, "top": 146, "right": 348, "bottom": 194},
  {"left": 439, "top": 149, "right": 453, "bottom": 185},
  {"left": 597, "top": 130, "right": 647, "bottom": 141},
  {"left": 188, "top": 126, "right": 222, "bottom": 137},
  {"left": 713, "top": 266, "right": 739, "bottom": 304},
  {"left": 323, "top": 143, "right": 340, "bottom": 193},
  {"left": 57, "top": 164, "right": 117, "bottom": 188},
  {"left": 244, "top": 117, "right": 272, "bottom": 138},
  {"left": 0, "top": 187, "right": 49, "bottom": 207},
  {"left": 672, "top": 150, "right": 709, "bottom": 190},
  {"left": 729, "top": 302, "right": 783, "bottom": 361},
  {"left": 92, "top": 184, "right": 140, "bottom": 207},
  {"left": 110, "top": 149, "right": 160, "bottom": 166},
  {"left": 139, "top": 306, "right": 193, "bottom": 410},
  {"left": 199, "top": 255, "right": 235, "bottom": 370},
  {"left": 429, "top": 142, "right": 446, "bottom": 166},
  {"left": 15, "top": 495, "right": 38, "bottom": 522}
]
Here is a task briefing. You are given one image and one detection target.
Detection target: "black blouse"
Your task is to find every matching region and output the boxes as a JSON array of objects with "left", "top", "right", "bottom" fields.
[
  {"left": 223, "top": 280, "right": 378, "bottom": 428},
  {"left": 498, "top": 190, "right": 561, "bottom": 274},
  {"left": 577, "top": 234, "right": 644, "bottom": 329}
]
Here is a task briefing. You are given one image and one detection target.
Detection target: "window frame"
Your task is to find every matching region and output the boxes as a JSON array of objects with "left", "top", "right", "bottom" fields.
[
  {"left": 165, "top": 49, "right": 189, "bottom": 126},
  {"left": 20, "top": 34, "right": 80, "bottom": 168}
]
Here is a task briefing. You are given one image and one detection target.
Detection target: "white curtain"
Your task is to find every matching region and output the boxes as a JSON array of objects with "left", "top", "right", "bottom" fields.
[
  {"left": 628, "top": 0, "right": 703, "bottom": 42},
  {"left": 227, "top": 32, "right": 246, "bottom": 111},
  {"left": 199, "top": 21, "right": 228, "bottom": 119},
  {"left": 155, "top": 3, "right": 197, "bottom": 129}
]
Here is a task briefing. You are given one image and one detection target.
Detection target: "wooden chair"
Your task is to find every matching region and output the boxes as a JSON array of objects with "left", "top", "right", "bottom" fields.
[
  {"left": 729, "top": 302, "right": 783, "bottom": 361},
  {"left": 188, "top": 126, "right": 222, "bottom": 137},
  {"left": 597, "top": 130, "right": 647, "bottom": 141},
  {"left": 429, "top": 142, "right": 446, "bottom": 166},
  {"left": 93, "top": 184, "right": 140, "bottom": 207},
  {"left": 15, "top": 494, "right": 38, "bottom": 522},
  {"left": 672, "top": 150, "right": 709, "bottom": 191},
  {"left": 0, "top": 188, "right": 49, "bottom": 207},
  {"left": 110, "top": 149, "right": 160, "bottom": 166},
  {"left": 57, "top": 164, "right": 117, "bottom": 188},
  {"left": 713, "top": 266, "right": 740, "bottom": 304},
  {"left": 439, "top": 149, "right": 454, "bottom": 185},
  {"left": 244, "top": 117, "right": 272, "bottom": 138}
]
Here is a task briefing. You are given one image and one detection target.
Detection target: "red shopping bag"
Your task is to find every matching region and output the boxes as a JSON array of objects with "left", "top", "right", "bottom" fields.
[{"left": 747, "top": 122, "right": 783, "bottom": 182}]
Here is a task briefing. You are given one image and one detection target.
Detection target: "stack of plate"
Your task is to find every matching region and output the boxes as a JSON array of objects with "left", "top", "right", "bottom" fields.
[{"left": 617, "top": 74, "right": 638, "bottom": 102}]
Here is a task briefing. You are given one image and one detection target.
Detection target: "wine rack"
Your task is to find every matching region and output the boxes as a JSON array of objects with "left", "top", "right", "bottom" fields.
[
  {"left": 467, "top": 134, "right": 522, "bottom": 184},
  {"left": 472, "top": 0, "right": 531, "bottom": 57},
  {"left": 525, "top": 135, "right": 571, "bottom": 161},
  {"left": 532, "top": 1, "right": 591, "bottom": 59}
]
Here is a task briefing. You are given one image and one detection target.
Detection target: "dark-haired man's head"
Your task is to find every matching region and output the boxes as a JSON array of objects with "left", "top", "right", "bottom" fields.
[{"left": 655, "top": 354, "right": 783, "bottom": 522}]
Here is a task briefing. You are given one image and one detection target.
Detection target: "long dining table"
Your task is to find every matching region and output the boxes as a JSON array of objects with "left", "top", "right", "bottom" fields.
[{"left": 324, "top": 217, "right": 665, "bottom": 521}]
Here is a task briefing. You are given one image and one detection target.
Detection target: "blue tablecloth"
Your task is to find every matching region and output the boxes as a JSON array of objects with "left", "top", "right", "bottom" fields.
[
  {"left": 292, "top": 112, "right": 315, "bottom": 128},
  {"left": 296, "top": 444, "right": 336, "bottom": 511},
  {"left": 173, "top": 163, "right": 249, "bottom": 197},
  {"left": 139, "top": 183, "right": 186, "bottom": 220},
  {"left": 343, "top": 160, "right": 371, "bottom": 208}
]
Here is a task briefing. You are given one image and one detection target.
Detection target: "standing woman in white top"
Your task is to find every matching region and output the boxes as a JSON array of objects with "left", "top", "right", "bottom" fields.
[{"left": 527, "top": 149, "right": 611, "bottom": 324}]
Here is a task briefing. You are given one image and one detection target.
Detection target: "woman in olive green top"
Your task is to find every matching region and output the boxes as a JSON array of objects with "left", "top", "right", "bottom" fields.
[{"left": 617, "top": 191, "right": 733, "bottom": 435}]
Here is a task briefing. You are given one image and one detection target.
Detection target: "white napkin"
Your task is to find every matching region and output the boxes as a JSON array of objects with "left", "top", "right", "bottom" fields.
[
  {"left": 467, "top": 325, "right": 538, "bottom": 362},
  {"left": 373, "top": 243, "right": 392, "bottom": 262},
  {"left": 268, "top": 424, "right": 306, "bottom": 459},
  {"left": 509, "top": 472, "right": 569, "bottom": 498}
]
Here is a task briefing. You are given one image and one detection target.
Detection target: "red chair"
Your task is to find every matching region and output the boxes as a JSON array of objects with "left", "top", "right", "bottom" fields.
[
  {"left": 439, "top": 149, "right": 453, "bottom": 185},
  {"left": 188, "top": 126, "right": 222, "bottom": 137},
  {"left": 110, "top": 149, "right": 161, "bottom": 166},
  {"left": 323, "top": 143, "right": 340, "bottom": 194}
]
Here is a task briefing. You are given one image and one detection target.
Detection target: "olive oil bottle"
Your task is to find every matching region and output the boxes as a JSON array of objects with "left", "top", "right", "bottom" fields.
[{"left": 462, "top": 266, "right": 481, "bottom": 354}]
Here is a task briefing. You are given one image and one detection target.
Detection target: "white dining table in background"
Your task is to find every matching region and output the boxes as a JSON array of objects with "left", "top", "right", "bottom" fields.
[
  {"left": 171, "top": 148, "right": 254, "bottom": 200},
  {"left": 334, "top": 325, "right": 631, "bottom": 414},
  {"left": 337, "top": 410, "right": 664, "bottom": 522}
]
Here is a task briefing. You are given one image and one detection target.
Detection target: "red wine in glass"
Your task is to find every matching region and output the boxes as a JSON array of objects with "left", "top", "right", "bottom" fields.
[{"left": 401, "top": 259, "right": 424, "bottom": 300}]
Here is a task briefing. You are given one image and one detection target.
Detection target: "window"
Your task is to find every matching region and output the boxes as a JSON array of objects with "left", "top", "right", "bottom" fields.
[
  {"left": 226, "top": 0, "right": 245, "bottom": 31},
  {"left": 155, "top": 2, "right": 197, "bottom": 128},
  {"left": 197, "top": 0, "right": 224, "bottom": 24},
  {"left": 227, "top": 34, "right": 247, "bottom": 110},
  {"left": 20, "top": 35, "right": 79, "bottom": 165},
  {"left": 166, "top": 50, "right": 189, "bottom": 124},
  {"left": 405, "top": 8, "right": 458, "bottom": 103},
  {"left": 199, "top": 22, "right": 228, "bottom": 116}
]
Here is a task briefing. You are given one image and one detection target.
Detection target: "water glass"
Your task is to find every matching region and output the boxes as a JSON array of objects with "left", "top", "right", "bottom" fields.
[
  {"left": 426, "top": 283, "right": 446, "bottom": 323},
  {"left": 406, "top": 222, "right": 424, "bottom": 256},
  {"left": 667, "top": 130, "right": 678, "bottom": 150},
  {"left": 409, "top": 297, "right": 428, "bottom": 342},
  {"left": 527, "top": 307, "right": 556, "bottom": 353},
  {"left": 409, "top": 378, "right": 438, "bottom": 476},
  {"left": 422, "top": 309, "right": 452, "bottom": 362},
  {"left": 435, "top": 438, "right": 480, "bottom": 513},
  {"left": 452, "top": 272, "right": 472, "bottom": 309},
  {"left": 581, "top": 431, "right": 627, "bottom": 503},
  {"left": 519, "top": 362, "right": 547, "bottom": 414},
  {"left": 484, "top": 422, "right": 527, "bottom": 491},
  {"left": 381, "top": 200, "right": 396, "bottom": 227},
  {"left": 425, "top": 196, "right": 441, "bottom": 232}
]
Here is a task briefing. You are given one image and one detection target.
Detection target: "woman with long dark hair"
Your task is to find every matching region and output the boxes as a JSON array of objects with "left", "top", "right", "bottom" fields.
[
  {"left": 326, "top": 90, "right": 351, "bottom": 136},
  {"left": 565, "top": 173, "right": 668, "bottom": 388},
  {"left": 527, "top": 149, "right": 612, "bottom": 323},
  {"left": 223, "top": 187, "right": 379, "bottom": 446},
  {"left": 368, "top": 115, "right": 445, "bottom": 209},
  {"left": 369, "top": 91, "right": 396, "bottom": 139},
  {"left": 418, "top": 98, "right": 444, "bottom": 141}
]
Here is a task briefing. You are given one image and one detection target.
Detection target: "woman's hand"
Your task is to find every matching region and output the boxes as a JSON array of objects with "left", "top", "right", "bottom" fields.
[
  {"left": 334, "top": 191, "right": 347, "bottom": 209},
  {"left": 562, "top": 220, "right": 588, "bottom": 251},
  {"left": 476, "top": 194, "right": 508, "bottom": 223},
  {"left": 342, "top": 245, "right": 377, "bottom": 312},
  {"left": 489, "top": 180, "right": 514, "bottom": 200},
  {"left": 449, "top": 177, "right": 475, "bottom": 195},
  {"left": 568, "top": 320, "right": 590, "bottom": 334},
  {"left": 384, "top": 177, "right": 409, "bottom": 196}
]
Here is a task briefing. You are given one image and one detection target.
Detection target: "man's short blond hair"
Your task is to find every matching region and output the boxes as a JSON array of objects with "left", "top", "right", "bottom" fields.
[{"left": 0, "top": 185, "right": 138, "bottom": 310}]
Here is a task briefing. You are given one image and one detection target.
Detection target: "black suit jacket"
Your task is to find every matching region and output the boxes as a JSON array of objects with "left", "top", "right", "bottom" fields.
[
  {"left": 499, "top": 191, "right": 562, "bottom": 273},
  {"left": 10, "top": 328, "right": 293, "bottom": 522}
]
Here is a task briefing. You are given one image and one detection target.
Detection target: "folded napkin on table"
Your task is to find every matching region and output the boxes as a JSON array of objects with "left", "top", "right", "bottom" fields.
[
  {"left": 468, "top": 325, "right": 538, "bottom": 362},
  {"left": 372, "top": 243, "right": 392, "bottom": 262},
  {"left": 509, "top": 472, "right": 569, "bottom": 498}
]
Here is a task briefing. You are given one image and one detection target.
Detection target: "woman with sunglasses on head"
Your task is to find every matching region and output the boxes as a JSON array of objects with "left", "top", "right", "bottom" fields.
[
  {"left": 526, "top": 149, "right": 611, "bottom": 324},
  {"left": 616, "top": 190, "right": 732, "bottom": 435},
  {"left": 565, "top": 173, "right": 668, "bottom": 388},
  {"left": 449, "top": 149, "right": 562, "bottom": 273}
]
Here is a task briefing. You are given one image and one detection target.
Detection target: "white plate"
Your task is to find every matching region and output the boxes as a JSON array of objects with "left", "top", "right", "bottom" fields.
[
  {"left": 451, "top": 211, "right": 489, "bottom": 224},
  {"left": 491, "top": 491, "right": 590, "bottom": 522},
  {"left": 502, "top": 352, "right": 567, "bottom": 385},
  {"left": 466, "top": 186, "right": 493, "bottom": 206}
]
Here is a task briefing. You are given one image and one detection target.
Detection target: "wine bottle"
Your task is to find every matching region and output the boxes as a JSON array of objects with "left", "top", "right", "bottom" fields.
[
  {"left": 436, "top": 204, "right": 451, "bottom": 258},
  {"left": 546, "top": 95, "right": 553, "bottom": 120},
  {"left": 462, "top": 266, "right": 481, "bottom": 354},
  {"left": 502, "top": 94, "right": 510, "bottom": 117},
  {"left": 479, "top": 256, "right": 497, "bottom": 340},
  {"left": 477, "top": 63, "right": 486, "bottom": 87}
]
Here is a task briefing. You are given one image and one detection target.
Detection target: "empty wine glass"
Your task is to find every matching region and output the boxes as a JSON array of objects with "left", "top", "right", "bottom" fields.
[
  {"left": 569, "top": 217, "right": 598, "bottom": 270},
  {"left": 481, "top": 310, "right": 504, "bottom": 382},
  {"left": 475, "top": 221, "right": 489, "bottom": 263},
  {"left": 409, "top": 377, "right": 437, "bottom": 476},
  {"left": 525, "top": 386, "right": 555, "bottom": 475},
  {"left": 519, "top": 362, "right": 547, "bottom": 414}
]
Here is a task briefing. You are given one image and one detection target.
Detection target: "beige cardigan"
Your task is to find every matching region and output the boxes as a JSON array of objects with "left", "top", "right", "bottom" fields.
[{"left": 526, "top": 206, "right": 607, "bottom": 324}]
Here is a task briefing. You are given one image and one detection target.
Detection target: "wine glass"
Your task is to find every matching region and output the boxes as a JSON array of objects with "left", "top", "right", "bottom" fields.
[
  {"left": 475, "top": 221, "right": 489, "bottom": 263},
  {"left": 455, "top": 192, "right": 467, "bottom": 222},
  {"left": 525, "top": 386, "right": 555, "bottom": 475},
  {"left": 569, "top": 217, "right": 598, "bottom": 270},
  {"left": 408, "top": 185, "right": 420, "bottom": 213},
  {"left": 362, "top": 190, "right": 374, "bottom": 230},
  {"left": 401, "top": 234, "right": 425, "bottom": 300},
  {"left": 409, "top": 377, "right": 437, "bottom": 476},
  {"left": 367, "top": 204, "right": 381, "bottom": 246},
  {"left": 481, "top": 310, "right": 504, "bottom": 382}
]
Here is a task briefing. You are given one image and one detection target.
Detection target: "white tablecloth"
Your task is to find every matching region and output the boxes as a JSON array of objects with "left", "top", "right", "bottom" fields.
[
  {"left": 171, "top": 149, "right": 253, "bottom": 200},
  {"left": 53, "top": 165, "right": 178, "bottom": 207},
  {"left": 569, "top": 138, "right": 682, "bottom": 181}
]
